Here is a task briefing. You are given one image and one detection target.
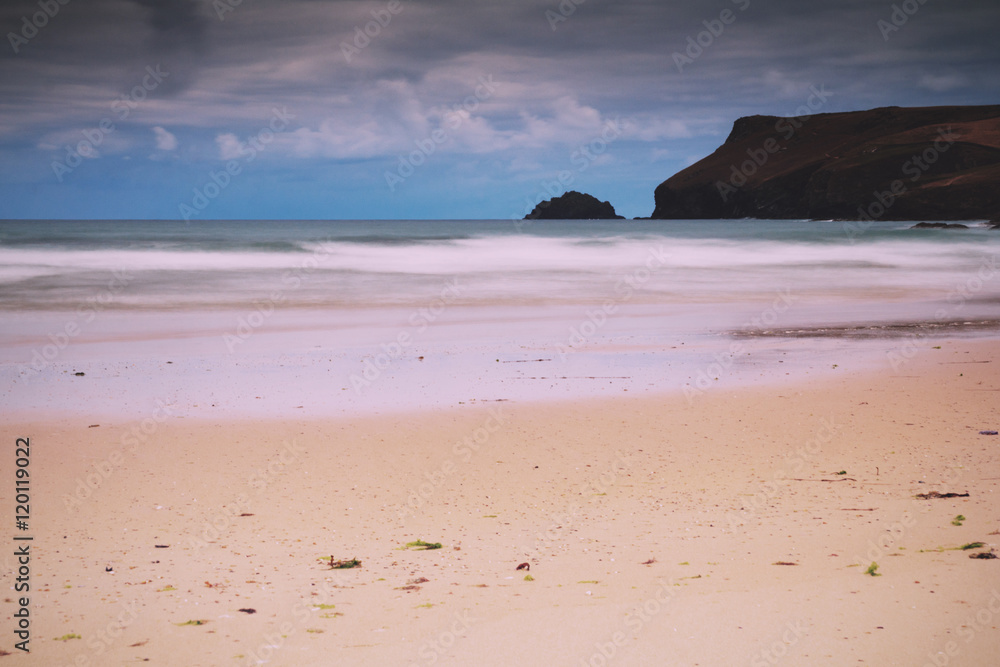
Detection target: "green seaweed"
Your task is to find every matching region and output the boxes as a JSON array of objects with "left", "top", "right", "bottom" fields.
[
  {"left": 175, "top": 620, "right": 208, "bottom": 626},
  {"left": 524, "top": 574, "right": 534, "bottom": 581},
  {"left": 952, "top": 515, "right": 966, "bottom": 526},
  {"left": 54, "top": 634, "right": 81, "bottom": 642},
  {"left": 865, "top": 562, "right": 881, "bottom": 576},
  {"left": 403, "top": 540, "right": 443, "bottom": 550},
  {"left": 960, "top": 542, "right": 986, "bottom": 550}
]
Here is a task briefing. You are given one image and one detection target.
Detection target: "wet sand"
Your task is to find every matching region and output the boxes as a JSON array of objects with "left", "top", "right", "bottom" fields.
[{"left": 3, "top": 338, "right": 999, "bottom": 665}]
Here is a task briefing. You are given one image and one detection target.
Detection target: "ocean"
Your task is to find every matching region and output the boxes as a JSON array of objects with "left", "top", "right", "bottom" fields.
[
  {"left": 1, "top": 218, "right": 998, "bottom": 312},
  {"left": 1, "top": 218, "right": 998, "bottom": 418}
]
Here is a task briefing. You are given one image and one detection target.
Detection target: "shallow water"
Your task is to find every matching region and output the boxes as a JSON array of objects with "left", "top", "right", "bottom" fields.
[
  {"left": 1, "top": 219, "right": 997, "bottom": 418},
  {"left": 1, "top": 219, "right": 997, "bottom": 311}
]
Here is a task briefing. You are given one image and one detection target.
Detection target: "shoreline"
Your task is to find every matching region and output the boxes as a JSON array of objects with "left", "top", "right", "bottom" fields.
[
  {"left": 4, "top": 289, "right": 1000, "bottom": 422},
  {"left": 4, "top": 337, "right": 999, "bottom": 665}
]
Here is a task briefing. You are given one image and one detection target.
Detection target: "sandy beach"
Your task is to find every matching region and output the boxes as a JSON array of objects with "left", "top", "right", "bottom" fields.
[
  {"left": 4, "top": 337, "right": 999, "bottom": 666},
  {"left": 4, "top": 1, "right": 1000, "bottom": 664}
]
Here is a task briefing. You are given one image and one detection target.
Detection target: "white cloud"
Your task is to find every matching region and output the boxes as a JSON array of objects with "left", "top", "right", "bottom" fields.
[
  {"left": 650, "top": 148, "right": 673, "bottom": 162},
  {"left": 216, "top": 133, "right": 245, "bottom": 160},
  {"left": 276, "top": 79, "right": 430, "bottom": 159},
  {"left": 918, "top": 73, "right": 968, "bottom": 93},
  {"left": 272, "top": 85, "right": 629, "bottom": 162},
  {"left": 152, "top": 126, "right": 177, "bottom": 151},
  {"left": 36, "top": 127, "right": 131, "bottom": 158},
  {"left": 621, "top": 116, "right": 704, "bottom": 142}
]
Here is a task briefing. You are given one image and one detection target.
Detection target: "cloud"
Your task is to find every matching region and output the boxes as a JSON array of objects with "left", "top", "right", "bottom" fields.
[
  {"left": 918, "top": 73, "right": 969, "bottom": 93},
  {"left": 2, "top": 0, "right": 1000, "bottom": 219},
  {"left": 216, "top": 133, "right": 245, "bottom": 161},
  {"left": 36, "top": 126, "right": 133, "bottom": 158},
  {"left": 127, "top": 0, "right": 208, "bottom": 95},
  {"left": 152, "top": 126, "right": 177, "bottom": 151}
]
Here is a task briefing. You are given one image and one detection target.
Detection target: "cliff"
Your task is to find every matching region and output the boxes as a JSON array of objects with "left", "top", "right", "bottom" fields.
[{"left": 651, "top": 105, "right": 1000, "bottom": 221}]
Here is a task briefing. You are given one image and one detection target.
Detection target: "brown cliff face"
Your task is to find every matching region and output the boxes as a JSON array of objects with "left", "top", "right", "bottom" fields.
[{"left": 651, "top": 105, "right": 1000, "bottom": 221}]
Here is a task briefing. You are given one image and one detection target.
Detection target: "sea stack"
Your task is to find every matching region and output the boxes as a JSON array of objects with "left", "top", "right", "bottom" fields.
[{"left": 525, "top": 191, "right": 625, "bottom": 220}]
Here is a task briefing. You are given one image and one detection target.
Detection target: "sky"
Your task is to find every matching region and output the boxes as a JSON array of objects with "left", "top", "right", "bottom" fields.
[{"left": 0, "top": 0, "right": 997, "bottom": 221}]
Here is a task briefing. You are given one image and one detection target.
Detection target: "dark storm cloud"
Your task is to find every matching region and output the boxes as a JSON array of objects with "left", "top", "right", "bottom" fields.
[
  {"left": 1, "top": 0, "right": 208, "bottom": 103},
  {"left": 5, "top": 0, "right": 997, "bottom": 117},
  {"left": 131, "top": 0, "right": 205, "bottom": 37},
  {"left": 128, "top": 0, "right": 208, "bottom": 95}
]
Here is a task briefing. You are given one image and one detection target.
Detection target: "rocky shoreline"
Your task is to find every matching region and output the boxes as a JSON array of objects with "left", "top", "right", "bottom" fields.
[{"left": 527, "top": 105, "right": 1000, "bottom": 223}]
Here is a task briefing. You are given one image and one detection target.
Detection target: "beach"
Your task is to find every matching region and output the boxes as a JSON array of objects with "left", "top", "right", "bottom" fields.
[
  {"left": 3, "top": 0, "right": 1000, "bottom": 662},
  {"left": 2, "top": 219, "right": 999, "bottom": 665},
  {"left": 5, "top": 336, "right": 999, "bottom": 666}
]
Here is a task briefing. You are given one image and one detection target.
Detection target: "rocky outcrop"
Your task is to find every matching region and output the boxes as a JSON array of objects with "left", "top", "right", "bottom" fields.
[
  {"left": 910, "top": 222, "right": 969, "bottom": 230},
  {"left": 525, "top": 191, "right": 625, "bottom": 220},
  {"left": 651, "top": 105, "right": 1000, "bottom": 221}
]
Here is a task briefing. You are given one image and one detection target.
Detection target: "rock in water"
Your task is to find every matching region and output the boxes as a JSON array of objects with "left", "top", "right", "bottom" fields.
[
  {"left": 910, "top": 222, "right": 969, "bottom": 229},
  {"left": 525, "top": 191, "right": 625, "bottom": 220}
]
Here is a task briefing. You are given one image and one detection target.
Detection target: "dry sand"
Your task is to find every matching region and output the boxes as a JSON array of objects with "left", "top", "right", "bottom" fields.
[{"left": 3, "top": 339, "right": 999, "bottom": 666}]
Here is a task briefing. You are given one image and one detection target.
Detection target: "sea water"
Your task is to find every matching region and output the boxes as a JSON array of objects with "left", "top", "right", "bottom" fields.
[
  {"left": 1, "top": 218, "right": 998, "bottom": 311},
  {"left": 1, "top": 219, "right": 997, "bottom": 417}
]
